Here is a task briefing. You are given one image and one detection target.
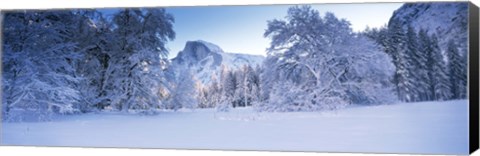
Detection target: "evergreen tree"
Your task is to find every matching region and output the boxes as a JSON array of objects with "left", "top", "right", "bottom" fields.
[
  {"left": 401, "top": 25, "right": 418, "bottom": 102},
  {"left": 209, "top": 75, "right": 223, "bottom": 108},
  {"left": 427, "top": 34, "right": 451, "bottom": 100},
  {"left": 197, "top": 87, "right": 209, "bottom": 108},
  {"left": 417, "top": 29, "right": 434, "bottom": 101},
  {"left": 407, "top": 26, "right": 429, "bottom": 101},
  {"left": 215, "top": 69, "right": 236, "bottom": 111},
  {"left": 233, "top": 69, "right": 244, "bottom": 107},
  {"left": 446, "top": 39, "right": 467, "bottom": 99},
  {"left": 387, "top": 18, "right": 411, "bottom": 102},
  {"left": 405, "top": 25, "right": 428, "bottom": 102}
]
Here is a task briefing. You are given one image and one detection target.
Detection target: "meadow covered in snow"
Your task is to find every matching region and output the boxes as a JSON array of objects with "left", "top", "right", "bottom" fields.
[
  {"left": 2, "top": 100, "right": 469, "bottom": 154},
  {"left": 1, "top": 2, "right": 471, "bottom": 155}
]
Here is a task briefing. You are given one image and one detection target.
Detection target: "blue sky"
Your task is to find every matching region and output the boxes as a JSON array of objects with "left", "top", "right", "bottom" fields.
[
  {"left": 165, "top": 3, "right": 403, "bottom": 58},
  {"left": 100, "top": 3, "right": 404, "bottom": 58}
]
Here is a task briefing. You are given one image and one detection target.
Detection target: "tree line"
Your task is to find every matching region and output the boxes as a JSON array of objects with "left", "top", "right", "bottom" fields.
[
  {"left": 1, "top": 5, "right": 468, "bottom": 121},
  {"left": 196, "top": 65, "right": 262, "bottom": 111},
  {"left": 2, "top": 9, "right": 177, "bottom": 121},
  {"left": 365, "top": 18, "right": 467, "bottom": 102},
  {"left": 196, "top": 6, "right": 399, "bottom": 112}
]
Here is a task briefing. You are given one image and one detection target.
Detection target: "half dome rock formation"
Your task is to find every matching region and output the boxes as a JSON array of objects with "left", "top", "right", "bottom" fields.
[{"left": 171, "top": 40, "right": 264, "bottom": 84}]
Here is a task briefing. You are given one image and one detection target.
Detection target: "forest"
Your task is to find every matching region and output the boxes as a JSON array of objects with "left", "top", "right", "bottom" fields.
[{"left": 1, "top": 5, "right": 468, "bottom": 122}]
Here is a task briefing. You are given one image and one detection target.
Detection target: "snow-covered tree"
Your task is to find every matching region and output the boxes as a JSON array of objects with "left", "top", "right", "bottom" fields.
[
  {"left": 363, "top": 26, "right": 389, "bottom": 50},
  {"left": 167, "top": 66, "right": 198, "bottom": 111},
  {"left": 230, "top": 65, "right": 261, "bottom": 107},
  {"left": 233, "top": 69, "right": 244, "bottom": 107},
  {"left": 261, "top": 5, "right": 395, "bottom": 112},
  {"left": 197, "top": 74, "right": 223, "bottom": 108},
  {"left": 209, "top": 64, "right": 262, "bottom": 110},
  {"left": 428, "top": 34, "right": 451, "bottom": 100},
  {"left": 446, "top": 39, "right": 467, "bottom": 99},
  {"left": 386, "top": 18, "right": 413, "bottom": 102},
  {"left": 244, "top": 65, "right": 261, "bottom": 106},
  {"left": 340, "top": 36, "right": 396, "bottom": 105},
  {"left": 2, "top": 8, "right": 177, "bottom": 119},
  {"left": 417, "top": 31, "right": 452, "bottom": 101},
  {"left": 72, "top": 10, "right": 115, "bottom": 112},
  {"left": 103, "top": 8, "right": 175, "bottom": 112},
  {"left": 2, "top": 11, "right": 83, "bottom": 121},
  {"left": 223, "top": 70, "right": 238, "bottom": 108},
  {"left": 197, "top": 87, "right": 209, "bottom": 108},
  {"left": 263, "top": 81, "right": 306, "bottom": 112},
  {"left": 405, "top": 26, "right": 430, "bottom": 102},
  {"left": 208, "top": 76, "right": 223, "bottom": 108},
  {"left": 366, "top": 22, "right": 455, "bottom": 102}
]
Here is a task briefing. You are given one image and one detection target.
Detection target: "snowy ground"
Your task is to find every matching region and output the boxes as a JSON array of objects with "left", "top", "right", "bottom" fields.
[{"left": 1, "top": 100, "right": 469, "bottom": 155}]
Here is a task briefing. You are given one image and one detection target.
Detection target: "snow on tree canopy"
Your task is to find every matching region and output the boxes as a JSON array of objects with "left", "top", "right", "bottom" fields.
[{"left": 259, "top": 5, "right": 396, "bottom": 112}]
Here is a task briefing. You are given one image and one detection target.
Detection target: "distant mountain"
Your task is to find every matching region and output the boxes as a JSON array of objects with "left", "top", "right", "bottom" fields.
[
  {"left": 389, "top": 2, "right": 468, "bottom": 56},
  {"left": 171, "top": 40, "right": 264, "bottom": 84}
]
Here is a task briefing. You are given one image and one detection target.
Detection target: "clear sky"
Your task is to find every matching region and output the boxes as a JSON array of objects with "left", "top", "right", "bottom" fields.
[
  {"left": 99, "top": 3, "right": 404, "bottom": 58},
  {"left": 164, "top": 3, "right": 404, "bottom": 58}
]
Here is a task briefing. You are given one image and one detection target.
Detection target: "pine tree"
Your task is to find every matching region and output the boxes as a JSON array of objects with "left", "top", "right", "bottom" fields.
[
  {"left": 215, "top": 69, "right": 237, "bottom": 111},
  {"left": 234, "top": 69, "right": 244, "bottom": 107},
  {"left": 428, "top": 34, "right": 451, "bottom": 101},
  {"left": 417, "top": 29, "right": 434, "bottom": 101},
  {"left": 210, "top": 75, "right": 223, "bottom": 108},
  {"left": 405, "top": 26, "right": 429, "bottom": 102},
  {"left": 402, "top": 26, "right": 419, "bottom": 102},
  {"left": 387, "top": 19, "right": 411, "bottom": 102},
  {"left": 446, "top": 39, "right": 467, "bottom": 99}
]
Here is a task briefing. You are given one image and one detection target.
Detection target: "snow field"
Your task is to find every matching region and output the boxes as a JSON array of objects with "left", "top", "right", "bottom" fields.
[{"left": 2, "top": 100, "right": 469, "bottom": 154}]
